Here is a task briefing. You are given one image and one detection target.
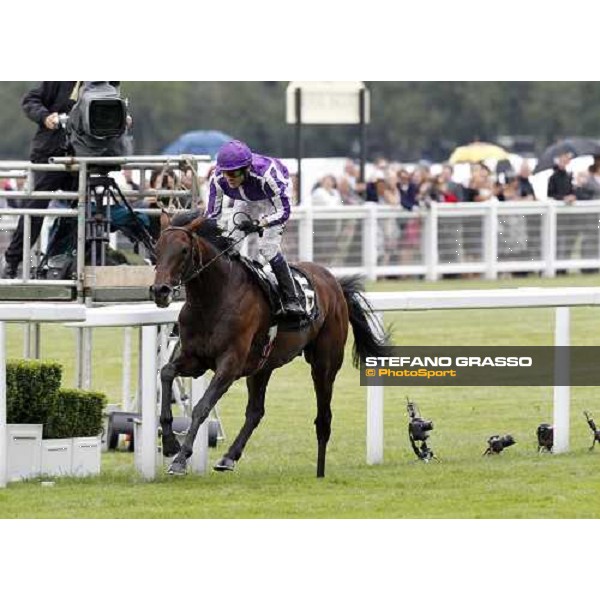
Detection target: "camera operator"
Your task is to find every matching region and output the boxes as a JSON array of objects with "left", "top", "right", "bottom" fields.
[{"left": 2, "top": 81, "right": 79, "bottom": 279}]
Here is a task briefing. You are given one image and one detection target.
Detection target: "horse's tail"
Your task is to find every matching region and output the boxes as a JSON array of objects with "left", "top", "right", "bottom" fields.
[{"left": 338, "top": 275, "right": 391, "bottom": 368}]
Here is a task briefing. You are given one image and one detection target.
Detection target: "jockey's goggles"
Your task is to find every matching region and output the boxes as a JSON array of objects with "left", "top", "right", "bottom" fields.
[{"left": 223, "top": 168, "right": 246, "bottom": 178}]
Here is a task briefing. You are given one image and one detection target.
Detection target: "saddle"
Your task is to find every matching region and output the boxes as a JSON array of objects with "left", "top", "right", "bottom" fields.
[{"left": 238, "top": 255, "right": 319, "bottom": 331}]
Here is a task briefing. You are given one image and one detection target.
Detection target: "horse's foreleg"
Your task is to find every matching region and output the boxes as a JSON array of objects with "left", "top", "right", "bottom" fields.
[
  {"left": 168, "top": 363, "right": 236, "bottom": 475},
  {"left": 215, "top": 369, "right": 273, "bottom": 472},
  {"left": 160, "top": 361, "right": 181, "bottom": 457},
  {"left": 160, "top": 354, "right": 203, "bottom": 457}
]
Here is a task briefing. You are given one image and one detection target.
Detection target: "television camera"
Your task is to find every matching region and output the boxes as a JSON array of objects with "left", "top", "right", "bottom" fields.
[
  {"left": 484, "top": 434, "right": 516, "bottom": 455},
  {"left": 407, "top": 400, "right": 437, "bottom": 462},
  {"left": 583, "top": 411, "right": 600, "bottom": 451},
  {"left": 536, "top": 423, "right": 554, "bottom": 453}
]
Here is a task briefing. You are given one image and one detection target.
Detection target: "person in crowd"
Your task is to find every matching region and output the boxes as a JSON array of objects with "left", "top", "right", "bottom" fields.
[
  {"left": 516, "top": 162, "right": 536, "bottom": 200},
  {"left": 497, "top": 176, "right": 529, "bottom": 263},
  {"left": 438, "top": 164, "right": 464, "bottom": 202},
  {"left": 2, "top": 82, "right": 78, "bottom": 279},
  {"left": 329, "top": 177, "right": 362, "bottom": 265},
  {"left": 548, "top": 153, "right": 575, "bottom": 204},
  {"left": 342, "top": 159, "right": 367, "bottom": 196},
  {"left": 433, "top": 167, "right": 464, "bottom": 265},
  {"left": 337, "top": 177, "right": 362, "bottom": 206},
  {"left": 465, "top": 168, "right": 494, "bottom": 202},
  {"left": 311, "top": 174, "right": 342, "bottom": 207},
  {"left": 364, "top": 173, "right": 401, "bottom": 266},
  {"left": 572, "top": 163, "right": 600, "bottom": 270},
  {"left": 548, "top": 153, "right": 576, "bottom": 270},
  {"left": 143, "top": 168, "right": 178, "bottom": 240},
  {"left": 455, "top": 164, "right": 494, "bottom": 272},
  {"left": 205, "top": 139, "right": 304, "bottom": 316},
  {"left": 122, "top": 169, "right": 140, "bottom": 192},
  {"left": 342, "top": 159, "right": 359, "bottom": 189},
  {"left": 397, "top": 169, "right": 418, "bottom": 210},
  {"left": 579, "top": 163, "right": 600, "bottom": 198}
]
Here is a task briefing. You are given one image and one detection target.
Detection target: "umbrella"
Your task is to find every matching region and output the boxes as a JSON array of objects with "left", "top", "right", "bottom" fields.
[
  {"left": 449, "top": 142, "right": 510, "bottom": 164},
  {"left": 161, "top": 130, "right": 233, "bottom": 159},
  {"left": 533, "top": 137, "right": 600, "bottom": 174}
]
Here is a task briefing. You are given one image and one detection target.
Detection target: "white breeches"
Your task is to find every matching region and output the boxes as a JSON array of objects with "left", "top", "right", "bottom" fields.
[{"left": 227, "top": 199, "right": 283, "bottom": 261}]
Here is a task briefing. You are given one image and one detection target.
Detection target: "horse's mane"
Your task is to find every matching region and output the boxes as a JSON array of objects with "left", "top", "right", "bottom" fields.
[{"left": 171, "top": 210, "right": 231, "bottom": 252}]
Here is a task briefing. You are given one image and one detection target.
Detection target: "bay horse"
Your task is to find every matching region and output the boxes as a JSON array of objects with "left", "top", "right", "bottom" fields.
[{"left": 151, "top": 211, "right": 388, "bottom": 477}]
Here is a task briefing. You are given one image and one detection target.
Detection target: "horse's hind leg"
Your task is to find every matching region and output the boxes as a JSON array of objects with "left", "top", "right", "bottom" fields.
[
  {"left": 215, "top": 369, "right": 273, "bottom": 472},
  {"left": 309, "top": 342, "right": 344, "bottom": 478}
]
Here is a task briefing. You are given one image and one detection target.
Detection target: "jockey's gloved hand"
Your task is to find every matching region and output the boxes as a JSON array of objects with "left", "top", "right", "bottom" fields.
[{"left": 238, "top": 219, "right": 263, "bottom": 234}]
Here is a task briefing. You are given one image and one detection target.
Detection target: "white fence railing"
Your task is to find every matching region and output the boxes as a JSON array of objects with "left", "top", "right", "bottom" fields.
[
  {"left": 281, "top": 200, "right": 600, "bottom": 280},
  {"left": 3, "top": 176, "right": 600, "bottom": 285}
]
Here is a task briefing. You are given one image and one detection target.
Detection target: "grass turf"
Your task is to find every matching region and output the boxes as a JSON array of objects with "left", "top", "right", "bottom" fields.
[{"left": 2, "top": 273, "right": 600, "bottom": 518}]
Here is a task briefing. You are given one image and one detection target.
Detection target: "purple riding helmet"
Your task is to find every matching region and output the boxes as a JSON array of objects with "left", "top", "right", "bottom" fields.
[{"left": 216, "top": 140, "right": 253, "bottom": 171}]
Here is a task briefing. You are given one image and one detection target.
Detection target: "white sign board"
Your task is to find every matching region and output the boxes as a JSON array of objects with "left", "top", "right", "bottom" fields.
[{"left": 286, "top": 81, "right": 370, "bottom": 125}]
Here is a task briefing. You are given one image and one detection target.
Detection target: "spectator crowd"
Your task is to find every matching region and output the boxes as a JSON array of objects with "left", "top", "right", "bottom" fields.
[{"left": 308, "top": 154, "right": 600, "bottom": 209}]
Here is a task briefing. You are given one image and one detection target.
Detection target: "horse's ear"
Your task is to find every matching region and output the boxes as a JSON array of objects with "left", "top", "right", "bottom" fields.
[{"left": 160, "top": 210, "right": 171, "bottom": 231}]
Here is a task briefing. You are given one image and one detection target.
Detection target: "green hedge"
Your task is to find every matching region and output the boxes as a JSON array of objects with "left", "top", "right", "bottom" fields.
[
  {"left": 7, "top": 360, "right": 106, "bottom": 439},
  {"left": 45, "top": 389, "right": 106, "bottom": 439},
  {"left": 6, "top": 360, "right": 62, "bottom": 429}
]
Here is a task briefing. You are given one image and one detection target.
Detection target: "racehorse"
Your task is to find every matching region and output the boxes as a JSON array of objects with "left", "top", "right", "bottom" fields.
[{"left": 151, "top": 211, "right": 388, "bottom": 477}]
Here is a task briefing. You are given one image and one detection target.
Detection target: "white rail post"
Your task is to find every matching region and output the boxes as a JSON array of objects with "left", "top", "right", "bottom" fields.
[
  {"left": 0, "top": 322, "right": 7, "bottom": 488},
  {"left": 23, "top": 324, "right": 30, "bottom": 359},
  {"left": 425, "top": 202, "right": 439, "bottom": 281},
  {"left": 140, "top": 325, "right": 158, "bottom": 480},
  {"left": 366, "top": 311, "right": 384, "bottom": 465},
  {"left": 81, "top": 327, "right": 93, "bottom": 390},
  {"left": 190, "top": 375, "right": 210, "bottom": 475},
  {"left": 22, "top": 214, "right": 31, "bottom": 282},
  {"left": 485, "top": 202, "right": 499, "bottom": 280},
  {"left": 122, "top": 327, "right": 132, "bottom": 410},
  {"left": 543, "top": 201, "right": 557, "bottom": 277},
  {"left": 553, "top": 307, "right": 570, "bottom": 454},
  {"left": 363, "top": 204, "right": 378, "bottom": 281}
]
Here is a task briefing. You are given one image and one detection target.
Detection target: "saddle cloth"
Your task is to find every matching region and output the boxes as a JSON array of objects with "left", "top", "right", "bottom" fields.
[{"left": 238, "top": 256, "right": 319, "bottom": 331}]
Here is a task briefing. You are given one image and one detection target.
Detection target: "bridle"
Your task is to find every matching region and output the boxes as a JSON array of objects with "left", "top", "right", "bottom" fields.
[{"left": 159, "top": 225, "right": 248, "bottom": 291}]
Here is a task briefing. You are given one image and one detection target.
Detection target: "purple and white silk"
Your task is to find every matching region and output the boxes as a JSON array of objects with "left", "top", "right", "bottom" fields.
[{"left": 205, "top": 153, "right": 292, "bottom": 228}]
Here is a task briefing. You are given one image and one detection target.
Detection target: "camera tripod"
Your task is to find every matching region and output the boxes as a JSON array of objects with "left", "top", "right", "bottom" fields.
[
  {"left": 407, "top": 400, "right": 438, "bottom": 462},
  {"left": 584, "top": 411, "right": 600, "bottom": 451},
  {"left": 86, "top": 172, "right": 156, "bottom": 267}
]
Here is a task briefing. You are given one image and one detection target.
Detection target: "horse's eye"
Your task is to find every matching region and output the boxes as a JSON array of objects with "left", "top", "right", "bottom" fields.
[{"left": 182, "top": 247, "right": 189, "bottom": 255}]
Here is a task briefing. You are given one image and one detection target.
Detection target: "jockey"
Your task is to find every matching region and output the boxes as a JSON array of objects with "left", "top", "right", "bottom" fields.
[{"left": 205, "top": 140, "right": 305, "bottom": 317}]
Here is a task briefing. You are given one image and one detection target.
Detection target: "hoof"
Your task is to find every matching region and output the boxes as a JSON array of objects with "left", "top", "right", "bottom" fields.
[
  {"left": 213, "top": 456, "right": 236, "bottom": 472},
  {"left": 167, "top": 458, "right": 187, "bottom": 476},
  {"left": 162, "top": 435, "right": 181, "bottom": 457}
]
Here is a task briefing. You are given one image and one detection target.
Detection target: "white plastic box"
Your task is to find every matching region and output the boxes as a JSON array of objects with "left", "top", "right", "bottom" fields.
[
  {"left": 72, "top": 436, "right": 102, "bottom": 477},
  {"left": 41, "top": 438, "right": 73, "bottom": 477},
  {"left": 7, "top": 424, "right": 43, "bottom": 482}
]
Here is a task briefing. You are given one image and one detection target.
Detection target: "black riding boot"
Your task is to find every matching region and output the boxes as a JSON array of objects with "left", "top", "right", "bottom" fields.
[{"left": 269, "top": 254, "right": 305, "bottom": 317}]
